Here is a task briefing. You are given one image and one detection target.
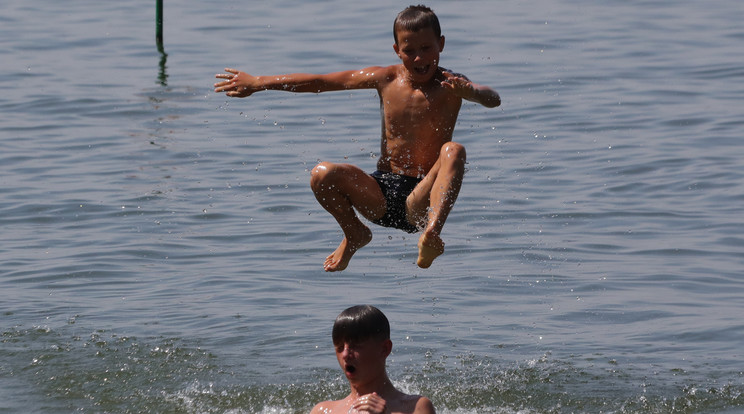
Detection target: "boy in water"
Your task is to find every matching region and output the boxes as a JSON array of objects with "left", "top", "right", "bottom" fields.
[
  {"left": 214, "top": 5, "right": 500, "bottom": 272},
  {"left": 310, "top": 305, "right": 435, "bottom": 414}
]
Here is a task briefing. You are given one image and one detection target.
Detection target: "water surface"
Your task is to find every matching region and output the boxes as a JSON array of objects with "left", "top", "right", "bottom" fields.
[{"left": 1, "top": 0, "right": 743, "bottom": 412}]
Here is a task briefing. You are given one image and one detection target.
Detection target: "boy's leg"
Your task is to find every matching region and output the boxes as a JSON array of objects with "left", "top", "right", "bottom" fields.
[
  {"left": 406, "top": 142, "right": 466, "bottom": 268},
  {"left": 310, "top": 162, "right": 386, "bottom": 272}
]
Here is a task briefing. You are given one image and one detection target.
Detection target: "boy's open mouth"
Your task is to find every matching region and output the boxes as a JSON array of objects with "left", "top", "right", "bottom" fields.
[
  {"left": 414, "top": 64, "right": 431, "bottom": 75},
  {"left": 345, "top": 364, "right": 356, "bottom": 374}
]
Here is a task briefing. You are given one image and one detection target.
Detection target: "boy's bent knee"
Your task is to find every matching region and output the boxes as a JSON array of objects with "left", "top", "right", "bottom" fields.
[
  {"left": 310, "top": 162, "right": 333, "bottom": 187},
  {"left": 441, "top": 142, "right": 466, "bottom": 164},
  {"left": 310, "top": 161, "right": 346, "bottom": 190},
  {"left": 311, "top": 161, "right": 333, "bottom": 177}
]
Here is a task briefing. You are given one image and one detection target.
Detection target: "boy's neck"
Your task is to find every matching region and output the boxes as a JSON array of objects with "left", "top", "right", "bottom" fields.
[{"left": 348, "top": 373, "right": 398, "bottom": 399}]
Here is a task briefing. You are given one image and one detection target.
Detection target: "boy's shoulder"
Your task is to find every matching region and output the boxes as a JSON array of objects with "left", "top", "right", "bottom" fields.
[
  {"left": 372, "top": 63, "right": 404, "bottom": 82},
  {"left": 395, "top": 393, "right": 435, "bottom": 414},
  {"left": 412, "top": 395, "right": 436, "bottom": 413}
]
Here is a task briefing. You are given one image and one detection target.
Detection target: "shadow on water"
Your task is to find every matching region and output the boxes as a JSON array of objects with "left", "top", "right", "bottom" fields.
[{"left": 157, "top": 46, "right": 168, "bottom": 87}]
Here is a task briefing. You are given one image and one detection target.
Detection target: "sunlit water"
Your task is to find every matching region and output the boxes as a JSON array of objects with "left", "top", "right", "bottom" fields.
[{"left": 1, "top": 0, "right": 743, "bottom": 413}]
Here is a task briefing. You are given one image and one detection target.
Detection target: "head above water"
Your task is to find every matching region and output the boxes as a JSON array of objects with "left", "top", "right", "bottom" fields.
[
  {"left": 393, "top": 5, "right": 442, "bottom": 45},
  {"left": 332, "top": 305, "right": 390, "bottom": 346}
]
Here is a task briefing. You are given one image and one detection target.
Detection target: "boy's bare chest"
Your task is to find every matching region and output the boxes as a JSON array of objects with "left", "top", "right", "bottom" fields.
[{"left": 382, "top": 86, "right": 456, "bottom": 123}]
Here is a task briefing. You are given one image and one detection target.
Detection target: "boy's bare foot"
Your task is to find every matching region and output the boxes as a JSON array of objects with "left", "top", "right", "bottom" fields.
[
  {"left": 417, "top": 231, "right": 445, "bottom": 268},
  {"left": 324, "top": 225, "right": 373, "bottom": 272}
]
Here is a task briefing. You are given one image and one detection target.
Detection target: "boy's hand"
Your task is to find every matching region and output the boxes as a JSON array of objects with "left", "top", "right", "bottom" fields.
[
  {"left": 350, "top": 392, "right": 388, "bottom": 414},
  {"left": 440, "top": 71, "right": 476, "bottom": 99},
  {"left": 441, "top": 71, "right": 501, "bottom": 108},
  {"left": 214, "top": 68, "right": 258, "bottom": 97}
]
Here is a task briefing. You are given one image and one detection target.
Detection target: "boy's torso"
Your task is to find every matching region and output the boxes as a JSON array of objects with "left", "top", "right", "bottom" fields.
[{"left": 376, "top": 65, "right": 463, "bottom": 177}]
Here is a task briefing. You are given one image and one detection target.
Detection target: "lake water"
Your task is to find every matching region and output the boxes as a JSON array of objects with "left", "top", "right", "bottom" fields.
[{"left": 1, "top": 0, "right": 743, "bottom": 413}]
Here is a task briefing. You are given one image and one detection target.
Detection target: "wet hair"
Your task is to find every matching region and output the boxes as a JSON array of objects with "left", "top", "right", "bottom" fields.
[
  {"left": 393, "top": 5, "right": 442, "bottom": 45},
  {"left": 332, "top": 305, "right": 390, "bottom": 345}
]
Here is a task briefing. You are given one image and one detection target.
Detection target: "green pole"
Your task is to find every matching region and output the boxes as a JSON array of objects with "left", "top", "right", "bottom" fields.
[
  {"left": 156, "top": 0, "right": 164, "bottom": 49},
  {"left": 156, "top": 0, "right": 167, "bottom": 85}
]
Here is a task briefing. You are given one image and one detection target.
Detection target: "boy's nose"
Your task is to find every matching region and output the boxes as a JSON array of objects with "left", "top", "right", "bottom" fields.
[{"left": 340, "top": 344, "right": 351, "bottom": 357}]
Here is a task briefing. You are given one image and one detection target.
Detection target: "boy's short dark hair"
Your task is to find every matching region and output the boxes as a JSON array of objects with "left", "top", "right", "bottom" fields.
[
  {"left": 332, "top": 305, "right": 390, "bottom": 345},
  {"left": 393, "top": 5, "right": 442, "bottom": 45}
]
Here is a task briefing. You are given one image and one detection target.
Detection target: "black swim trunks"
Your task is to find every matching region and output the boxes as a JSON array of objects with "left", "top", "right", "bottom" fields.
[{"left": 370, "top": 170, "right": 422, "bottom": 233}]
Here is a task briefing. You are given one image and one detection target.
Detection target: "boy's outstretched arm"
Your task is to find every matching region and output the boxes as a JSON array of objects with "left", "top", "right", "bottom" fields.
[
  {"left": 440, "top": 71, "right": 501, "bottom": 108},
  {"left": 214, "top": 67, "right": 384, "bottom": 98}
]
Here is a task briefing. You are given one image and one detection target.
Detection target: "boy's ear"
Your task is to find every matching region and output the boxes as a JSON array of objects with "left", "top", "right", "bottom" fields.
[
  {"left": 381, "top": 339, "right": 393, "bottom": 358},
  {"left": 393, "top": 42, "right": 400, "bottom": 57},
  {"left": 439, "top": 35, "right": 445, "bottom": 52}
]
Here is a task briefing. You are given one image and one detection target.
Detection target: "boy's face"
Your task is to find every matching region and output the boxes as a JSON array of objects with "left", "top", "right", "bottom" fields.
[
  {"left": 393, "top": 27, "right": 445, "bottom": 83},
  {"left": 334, "top": 337, "right": 391, "bottom": 382}
]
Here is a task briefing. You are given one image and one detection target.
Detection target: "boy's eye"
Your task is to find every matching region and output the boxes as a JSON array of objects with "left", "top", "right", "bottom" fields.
[{"left": 335, "top": 342, "right": 358, "bottom": 352}]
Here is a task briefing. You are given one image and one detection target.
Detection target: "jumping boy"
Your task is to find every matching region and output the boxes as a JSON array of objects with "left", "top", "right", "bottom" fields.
[
  {"left": 214, "top": 5, "right": 500, "bottom": 272},
  {"left": 310, "top": 305, "right": 435, "bottom": 414}
]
